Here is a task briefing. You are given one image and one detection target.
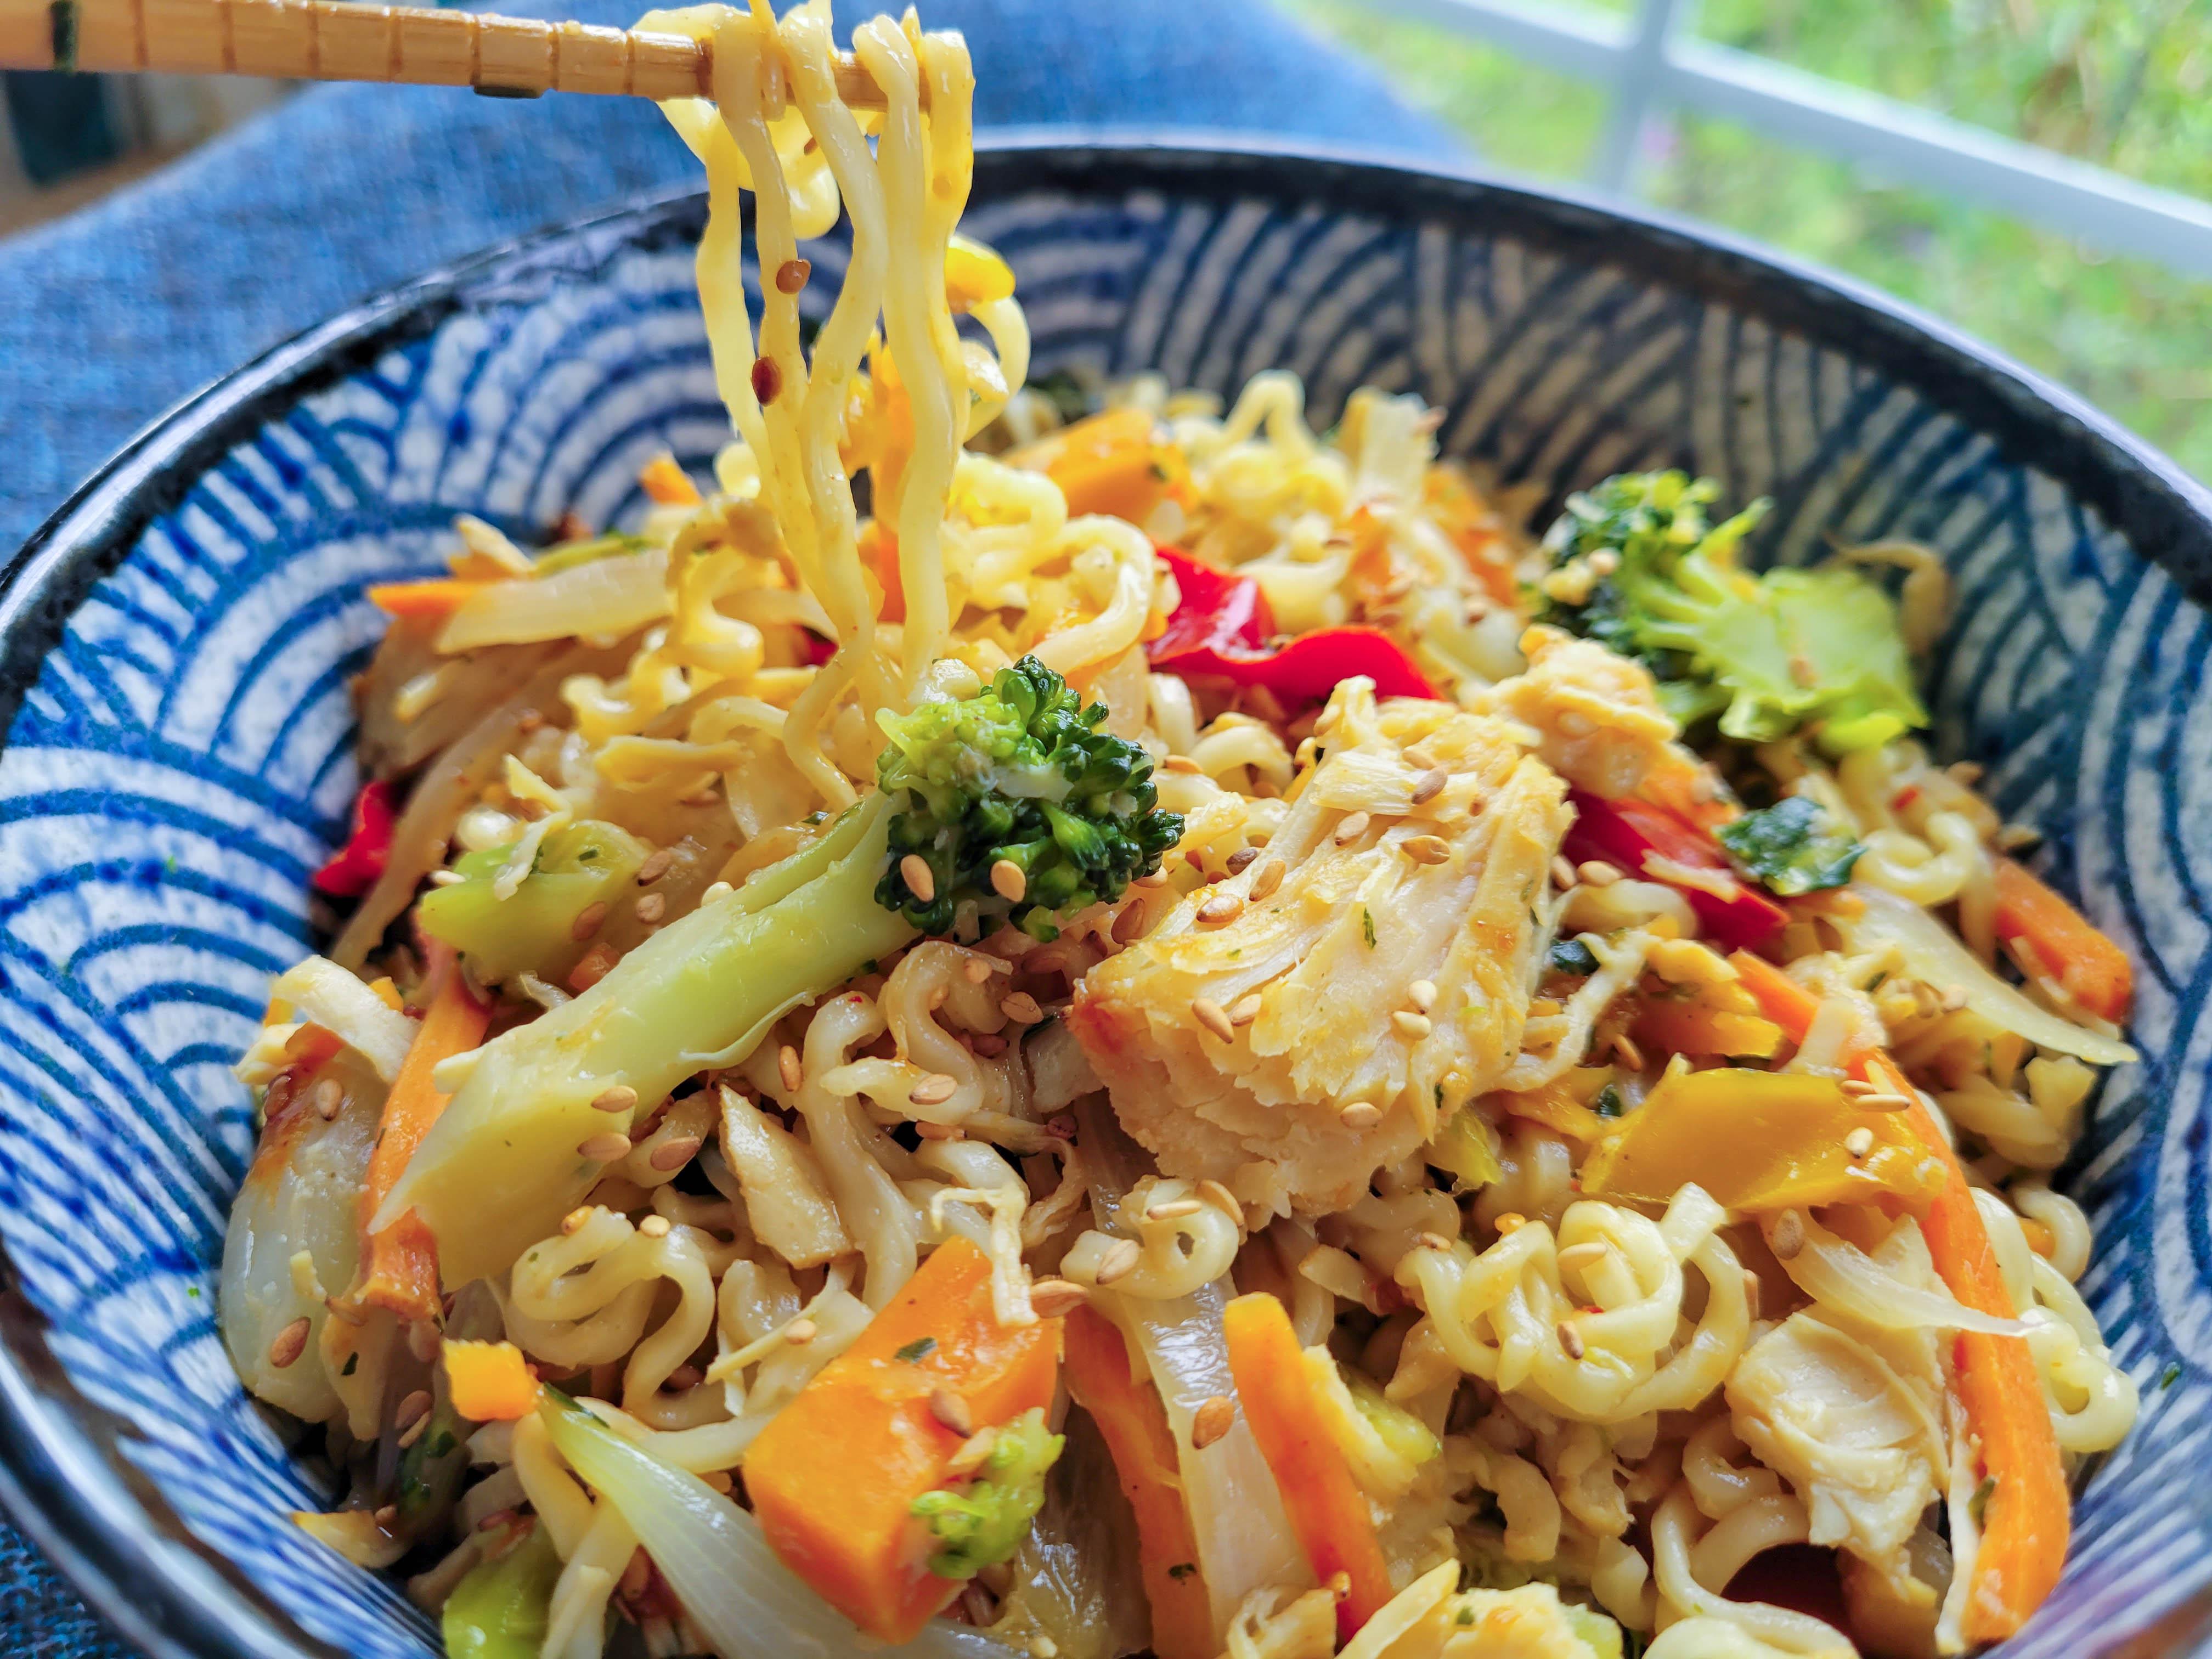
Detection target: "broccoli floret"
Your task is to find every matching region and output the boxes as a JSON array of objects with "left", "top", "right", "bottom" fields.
[
  {"left": 911, "top": 1408, "right": 1064, "bottom": 1579},
  {"left": 382, "top": 657, "right": 1182, "bottom": 1285},
  {"left": 1716, "top": 794, "right": 1864, "bottom": 895},
  {"left": 1535, "top": 471, "right": 1927, "bottom": 755},
  {"left": 876, "top": 656, "right": 1182, "bottom": 938}
]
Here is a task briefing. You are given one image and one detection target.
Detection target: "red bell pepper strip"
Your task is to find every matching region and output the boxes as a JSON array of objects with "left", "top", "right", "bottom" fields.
[
  {"left": 1563, "top": 789, "right": 1785, "bottom": 951},
  {"left": 312, "top": 778, "right": 397, "bottom": 899},
  {"left": 1148, "top": 546, "right": 1441, "bottom": 704}
]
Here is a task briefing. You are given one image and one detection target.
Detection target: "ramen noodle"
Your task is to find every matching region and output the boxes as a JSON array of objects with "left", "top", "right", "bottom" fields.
[{"left": 218, "top": 5, "right": 2141, "bottom": 1657}]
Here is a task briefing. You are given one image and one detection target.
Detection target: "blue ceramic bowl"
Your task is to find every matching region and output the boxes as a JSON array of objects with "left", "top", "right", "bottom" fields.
[{"left": 3, "top": 139, "right": 2209, "bottom": 1659}]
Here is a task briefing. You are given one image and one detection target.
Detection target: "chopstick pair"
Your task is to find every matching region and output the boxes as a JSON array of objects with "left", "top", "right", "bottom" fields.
[{"left": 0, "top": 0, "right": 900, "bottom": 104}]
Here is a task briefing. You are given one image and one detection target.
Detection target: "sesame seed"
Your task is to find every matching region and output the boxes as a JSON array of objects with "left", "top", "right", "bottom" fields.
[
  {"left": 1611, "top": 1034, "right": 1645, "bottom": 1072},
  {"left": 1403, "top": 834, "right": 1451, "bottom": 865},
  {"left": 1192, "top": 1394, "right": 1236, "bottom": 1449},
  {"left": 1577, "top": 860, "right": 1622, "bottom": 888},
  {"left": 945, "top": 1427, "right": 1000, "bottom": 1478},
  {"left": 1939, "top": 984, "right": 1968, "bottom": 1012},
  {"left": 778, "top": 1045, "right": 803, "bottom": 1092},
  {"left": 428, "top": 869, "right": 465, "bottom": 887},
  {"left": 407, "top": 1320, "right": 442, "bottom": 1362},
  {"left": 1113, "top": 902, "right": 1149, "bottom": 944},
  {"left": 592, "top": 1085, "right": 638, "bottom": 1114},
  {"left": 1162, "top": 755, "right": 1204, "bottom": 774},
  {"left": 268, "top": 1317, "right": 310, "bottom": 1369},
  {"left": 780, "top": 1318, "right": 817, "bottom": 1347},
  {"left": 963, "top": 956, "right": 996, "bottom": 983},
  {"left": 396, "top": 1389, "right": 432, "bottom": 1432},
  {"left": 1855, "top": 1091, "right": 1914, "bottom": 1113},
  {"left": 1328, "top": 1572, "right": 1352, "bottom": 1599},
  {"left": 1844, "top": 1127, "right": 1875, "bottom": 1158},
  {"left": 1393, "top": 1010, "right": 1433, "bottom": 1039},
  {"left": 312, "top": 1079, "right": 343, "bottom": 1120},
  {"left": 1250, "top": 856, "right": 1286, "bottom": 900},
  {"left": 775, "top": 257, "right": 812, "bottom": 294},
  {"left": 1226, "top": 847, "right": 1260, "bottom": 874},
  {"left": 636, "top": 848, "right": 673, "bottom": 885},
  {"left": 1557, "top": 1320, "right": 1585, "bottom": 1361},
  {"left": 577, "top": 1131, "right": 631, "bottom": 1163},
  {"left": 1770, "top": 1210, "right": 1805, "bottom": 1261},
  {"left": 702, "top": 881, "right": 733, "bottom": 903},
  {"left": 1228, "top": 993, "right": 1263, "bottom": 1027},
  {"left": 1147, "top": 1198, "right": 1204, "bottom": 1221},
  {"left": 1028, "top": 1278, "right": 1088, "bottom": 1317},
  {"left": 910, "top": 1073, "right": 959, "bottom": 1107},
  {"left": 1197, "top": 893, "right": 1244, "bottom": 925},
  {"left": 1191, "top": 997, "right": 1235, "bottom": 1042},
  {"left": 1550, "top": 855, "right": 1578, "bottom": 890},
  {"left": 928, "top": 1387, "right": 973, "bottom": 1435},
  {"left": 634, "top": 891, "right": 665, "bottom": 924},
  {"left": 397, "top": 1413, "right": 431, "bottom": 1450},
  {"left": 751, "top": 355, "right": 783, "bottom": 405},
  {"left": 568, "top": 942, "right": 617, "bottom": 991},
  {"left": 1417, "top": 1231, "right": 1455, "bottom": 1254},
  {"left": 570, "top": 900, "right": 608, "bottom": 941},
  {"left": 1001, "top": 992, "right": 1045, "bottom": 1025},
  {"left": 990, "top": 859, "right": 1026, "bottom": 902},
  {"left": 1046, "top": 1112, "right": 1077, "bottom": 1140},
  {"left": 1411, "top": 768, "right": 1448, "bottom": 804},
  {"left": 560, "top": 1206, "right": 594, "bottom": 1235},
  {"left": 1334, "top": 811, "right": 1372, "bottom": 846},
  {"left": 1408, "top": 979, "right": 1437, "bottom": 1012},
  {"left": 1339, "top": 1101, "right": 1383, "bottom": 1130},
  {"left": 900, "top": 854, "right": 936, "bottom": 904},
  {"left": 970, "top": 1032, "right": 1007, "bottom": 1058},
  {"left": 1841, "top": 1078, "right": 1877, "bottom": 1097},
  {"left": 637, "top": 1214, "right": 672, "bottom": 1238},
  {"left": 1198, "top": 1180, "right": 1242, "bottom": 1219},
  {"left": 1134, "top": 870, "right": 1171, "bottom": 888},
  {"left": 648, "top": 1136, "right": 701, "bottom": 1172},
  {"left": 1094, "top": 1238, "right": 1143, "bottom": 1285}
]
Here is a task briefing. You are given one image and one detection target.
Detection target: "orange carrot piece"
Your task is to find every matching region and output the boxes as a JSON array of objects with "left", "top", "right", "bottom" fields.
[
  {"left": 865, "top": 523, "right": 905, "bottom": 624},
  {"left": 638, "top": 453, "right": 702, "bottom": 506},
  {"left": 1009, "top": 407, "right": 1164, "bottom": 523},
  {"left": 1062, "top": 1307, "right": 1215, "bottom": 1659},
  {"left": 354, "top": 958, "right": 490, "bottom": 1321},
  {"left": 742, "top": 1238, "right": 1063, "bottom": 1643},
  {"left": 1222, "top": 1293, "right": 1393, "bottom": 1642},
  {"left": 1994, "top": 855, "right": 2133, "bottom": 1023},
  {"left": 365, "top": 579, "right": 488, "bottom": 621},
  {"left": 443, "top": 1339, "right": 540, "bottom": 1421},
  {"left": 1728, "top": 948, "right": 2069, "bottom": 1640}
]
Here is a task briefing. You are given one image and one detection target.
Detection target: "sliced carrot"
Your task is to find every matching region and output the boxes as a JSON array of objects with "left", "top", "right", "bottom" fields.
[
  {"left": 1994, "top": 856, "right": 2132, "bottom": 1023},
  {"left": 354, "top": 955, "right": 490, "bottom": 1322},
  {"left": 1008, "top": 407, "right": 1164, "bottom": 524},
  {"left": 1062, "top": 1307, "right": 1214, "bottom": 1659},
  {"left": 742, "top": 1238, "right": 1063, "bottom": 1643},
  {"left": 638, "top": 453, "right": 702, "bottom": 506},
  {"left": 1222, "top": 1293, "right": 1393, "bottom": 1642},
  {"left": 443, "top": 1339, "right": 540, "bottom": 1421},
  {"left": 1728, "top": 947, "right": 2069, "bottom": 1641},
  {"left": 366, "top": 579, "right": 489, "bottom": 621}
]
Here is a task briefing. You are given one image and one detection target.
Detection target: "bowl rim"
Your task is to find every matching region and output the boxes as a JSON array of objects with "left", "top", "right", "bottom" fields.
[{"left": 3, "top": 133, "right": 2209, "bottom": 1659}]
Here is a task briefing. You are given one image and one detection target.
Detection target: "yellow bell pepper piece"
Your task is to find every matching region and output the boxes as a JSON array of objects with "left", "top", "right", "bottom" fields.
[
  {"left": 1497, "top": 1066, "right": 1616, "bottom": 1150},
  {"left": 1580, "top": 1068, "right": 1944, "bottom": 1213},
  {"left": 945, "top": 234, "right": 1017, "bottom": 310}
]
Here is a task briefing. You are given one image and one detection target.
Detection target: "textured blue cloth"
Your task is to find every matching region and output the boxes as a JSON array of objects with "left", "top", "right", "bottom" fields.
[{"left": 0, "top": 4, "right": 1449, "bottom": 1652}]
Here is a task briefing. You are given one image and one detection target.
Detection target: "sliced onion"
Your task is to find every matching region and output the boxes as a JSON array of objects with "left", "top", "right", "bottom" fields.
[
  {"left": 271, "top": 956, "right": 416, "bottom": 1081},
  {"left": 437, "top": 549, "right": 672, "bottom": 652},
  {"left": 1074, "top": 1099, "right": 1310, "bottom": 1633},
  {"left": 1771, "top": 1210, "right": 2027, "bottom": 1337},
  {"left": 540, "top": 1396, "right": 1014, "bottom": 1659},
  {"left": 1841, "top": 884, "right": 2134, "bottom": 1066}
]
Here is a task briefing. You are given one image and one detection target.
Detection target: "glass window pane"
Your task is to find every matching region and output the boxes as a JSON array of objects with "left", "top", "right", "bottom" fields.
[
  {"left": 1645, "top": 110, "right": 2212, "bottom": 483},
  {"left": 1693, "top": 0, "right": 2212, "bottom": 201},
  {"left": 1280, "top": 0, "right": 1610, "bottom": 180}
]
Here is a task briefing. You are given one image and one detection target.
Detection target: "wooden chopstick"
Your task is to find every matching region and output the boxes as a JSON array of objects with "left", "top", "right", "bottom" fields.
[{"left": 0, "top": 0, "right": 895, "bottom": 104}]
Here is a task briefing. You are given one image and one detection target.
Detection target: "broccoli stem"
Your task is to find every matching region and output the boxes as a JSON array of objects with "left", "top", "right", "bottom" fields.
[{"left": 380, "top": 797, "right": 916, "bottom": 1285}]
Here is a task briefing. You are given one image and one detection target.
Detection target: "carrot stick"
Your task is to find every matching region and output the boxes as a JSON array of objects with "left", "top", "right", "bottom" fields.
[
  {"left": 443, "top": 1339, "right": 540, "bottom": 1421},
  {"left": 638, "top": 453, "right": 702, "bottom": 506},
  {"left": 1061, "top": 1307, "right": 1215, "bottom": 1659},
  {"left": 366, "top": 579, "right": 489, "bottom": 621},
  {"left": 1994, "top": 856, "right": 2132, "bottom": 1023},
  {"left": 742, "top": 1238, "right": 1063, "bottom": 1643},
  {"left": 1222, "top": 1294, "right": 1393, "bottom": 1642},
  {"left": 354, "top": 955, "right": 490, "bottom": 1322},
  {"left": 1729, "top": 947, "right": 2069, "bottom": 1640}
]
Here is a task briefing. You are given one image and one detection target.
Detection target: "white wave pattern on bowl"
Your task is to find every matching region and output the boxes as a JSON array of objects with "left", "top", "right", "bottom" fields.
[{"left": 0, "top": 180, "right": 2202, "bottom": 1655}]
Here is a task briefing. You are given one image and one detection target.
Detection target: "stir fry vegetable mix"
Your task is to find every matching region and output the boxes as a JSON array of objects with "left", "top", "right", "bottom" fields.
[{"left": 246, "top": 409, "right": 2143, "bottom": 1657}]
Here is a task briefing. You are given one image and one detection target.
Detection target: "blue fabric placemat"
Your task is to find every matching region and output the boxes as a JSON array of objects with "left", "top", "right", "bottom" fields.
[{"left": 0, "top": 3, "right": 1454, "bottom": 1652}]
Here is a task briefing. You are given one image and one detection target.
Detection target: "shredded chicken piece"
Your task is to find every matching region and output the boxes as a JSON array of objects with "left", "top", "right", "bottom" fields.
[
  {"left": 1492, "top": 625, "right": 1676, "bottom": 799},
  {"left": 1070, "top": 679, "right": 1570, "bottom": 1216}
]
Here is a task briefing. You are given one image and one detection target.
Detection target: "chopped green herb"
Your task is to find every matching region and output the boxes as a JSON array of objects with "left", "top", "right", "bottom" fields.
[
  {"left": 1593, "top": 1084, "right": 1624, "bottom": 1119},
  {"left": 184, "top": 1285, "right": 201, "bottom": 1301},
  {"left": 1549, "top": 938, "right": 1600, "bottom": 977},
  {"left": 1362, "top": 907, "right": 1376, "bottom": 947},
  {"left": 1716, "top": 795, "right": 1863, "bottom": 895},
  {"left": 894, "top": 1335, "right": 938, "bottom": 1363},
  {"left": 341, "top": 1353, "right": 358, "bottom": 1376},
  {"left": 1168, "top": 1562, "right": 1197, "bottom": 1581},
  {"left": 48, "top": 0, "right": 76, "bottom": 71},
  {"left": 1455, "top": 1606, "right": 1475, "bottom": 1626},
  {"left": 2162, "top": 1362, "right": 2182, "bottom": 1390},
  {"left": 1968, "top": 1475, "right": 1997, "bottom": 1527}
]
